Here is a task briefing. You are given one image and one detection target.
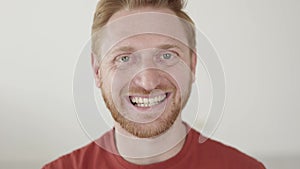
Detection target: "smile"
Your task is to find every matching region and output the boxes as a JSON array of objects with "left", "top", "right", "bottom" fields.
[{"left": 129, "top": 93, "right": 168, "bottom": 107}]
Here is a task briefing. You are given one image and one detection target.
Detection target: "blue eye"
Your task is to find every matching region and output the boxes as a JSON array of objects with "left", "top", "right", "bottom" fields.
[
  {"left": 119, "top": 55, "right": 130, "bottom": 62},
  {"left": 114, "top": 54, "right": 136, "bottom": 69},
  {"left": 162, "top": 53, "right": 172, "bottom": 59},
  {"left": 154, "top": 51, "right": 180, "bottom": 67}
]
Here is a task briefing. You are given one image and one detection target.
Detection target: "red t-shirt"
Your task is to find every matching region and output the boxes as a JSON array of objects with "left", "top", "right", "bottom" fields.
[{"left": 42, "top": 128, "right": 265, "bottom": 169}]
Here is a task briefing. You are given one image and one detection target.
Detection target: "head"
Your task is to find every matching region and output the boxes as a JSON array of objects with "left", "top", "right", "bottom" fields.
[{"left": 91, "top": 0, "right": 197, "bottom": 138}]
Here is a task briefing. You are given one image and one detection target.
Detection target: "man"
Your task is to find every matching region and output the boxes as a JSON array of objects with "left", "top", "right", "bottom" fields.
[{"left": 43, "top": 0, "right": 265, "bottom": 168}]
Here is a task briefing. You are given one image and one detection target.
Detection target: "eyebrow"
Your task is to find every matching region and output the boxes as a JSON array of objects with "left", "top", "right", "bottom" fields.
[
  {"left": 110, "top": 44, "right": 183, "bottom": 55},
  {"left": 156, "top": 44, "right": 183, "bottom": 51},
  {"left": 110, "top": 46, "right": 135, "bottom": 55}
]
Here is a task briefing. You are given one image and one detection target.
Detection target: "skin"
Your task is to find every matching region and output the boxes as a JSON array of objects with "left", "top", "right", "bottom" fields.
[{"left": 92, "top": 7, "right": 197, "bottom": 165}]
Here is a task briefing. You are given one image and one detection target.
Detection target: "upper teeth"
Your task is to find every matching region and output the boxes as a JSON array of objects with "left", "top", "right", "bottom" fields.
[{"left": 130, "top": 94, "right": 167, "bottom": 107}]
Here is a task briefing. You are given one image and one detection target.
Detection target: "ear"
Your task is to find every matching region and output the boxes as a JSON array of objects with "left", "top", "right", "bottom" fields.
[
  {"left": 190, "top": 49, "right": 197, "bottom": 82},
  {"left": 91, "top": 52, "right": 101, "bottom": 88}
]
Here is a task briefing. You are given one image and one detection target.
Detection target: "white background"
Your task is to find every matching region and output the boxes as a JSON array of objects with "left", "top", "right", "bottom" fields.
[{"left": 0, "top": 0, "right": 299, "bottom": 168}]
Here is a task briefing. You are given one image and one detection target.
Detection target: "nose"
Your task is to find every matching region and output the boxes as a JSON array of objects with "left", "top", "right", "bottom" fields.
[{"left": 132, "top": 69, "right": 161, "bottom": 91}]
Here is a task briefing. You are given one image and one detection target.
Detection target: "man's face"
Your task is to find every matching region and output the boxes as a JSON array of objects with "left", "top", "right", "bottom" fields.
[{"left": 94, "top": 8, "right": 196, "bottom": 138}]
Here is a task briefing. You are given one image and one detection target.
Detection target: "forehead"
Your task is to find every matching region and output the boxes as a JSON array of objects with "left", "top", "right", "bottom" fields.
[
  {"left": 94, "top": 7, "right": 191, "bottom": 57},
  {"left": 107, "top": 34, "right": 189, "bottom": 55}
]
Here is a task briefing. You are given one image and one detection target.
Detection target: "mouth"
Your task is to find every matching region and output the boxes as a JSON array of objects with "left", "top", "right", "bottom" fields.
[{"left": 129, "top": 93, "right": 169, "bottom": 108}]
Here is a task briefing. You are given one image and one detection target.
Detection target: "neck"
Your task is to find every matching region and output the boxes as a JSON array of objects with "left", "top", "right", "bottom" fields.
[{"left": 114, "top": 117, "right": 187, "bottom": 165}]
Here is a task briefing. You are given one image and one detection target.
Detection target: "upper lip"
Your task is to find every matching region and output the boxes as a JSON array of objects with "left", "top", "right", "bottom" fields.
[
  {"left": 129, "top": 93, "right": 166, "bottom": 98},
  {"left": 127, "top": 92, "right": 171, "bottom": 106},
  {"left": 127, "top": 90, "right": 172, "bottom": 97}
]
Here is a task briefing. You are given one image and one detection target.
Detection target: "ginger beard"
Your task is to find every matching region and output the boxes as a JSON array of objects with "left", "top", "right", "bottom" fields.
[{"left": 99, "top": 68, "right": 191, "bottom": 138}]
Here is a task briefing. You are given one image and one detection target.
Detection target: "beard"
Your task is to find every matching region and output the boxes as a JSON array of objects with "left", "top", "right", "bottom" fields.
[{"left": 100, "top": 83, "right": 184, "bottom": 138}]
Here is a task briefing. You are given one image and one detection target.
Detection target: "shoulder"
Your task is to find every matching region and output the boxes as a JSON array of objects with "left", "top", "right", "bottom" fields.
[
  {"left": 42, "top": 130, "right": 116, "bottom": 169},
  {"left": 42, "top": 141, "right": 101, "bottom": 169},
  {"left": 188, "top": 129, "right": 266, "bottom": 169}
]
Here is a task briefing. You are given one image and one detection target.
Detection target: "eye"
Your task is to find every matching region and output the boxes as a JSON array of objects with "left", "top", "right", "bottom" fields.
[
  {"left": 162, "top": 53, "right": 172, "bottom": 59},
  {"left": 113, "top": 54, "right": 137, "bottom": 69},
  {"left": 121, "top": 56, "right": 129, "bottom": 62},
  {"left": 119, "top": 55, "right": 130, "bottom": 62},
  {"left": 154, "top": 50, "right": 180, "bottom": 67}
]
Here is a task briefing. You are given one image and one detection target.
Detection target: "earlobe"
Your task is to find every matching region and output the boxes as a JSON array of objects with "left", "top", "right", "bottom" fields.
[{"left": 91, "top": 53, "right": 101, "bottom": 88}]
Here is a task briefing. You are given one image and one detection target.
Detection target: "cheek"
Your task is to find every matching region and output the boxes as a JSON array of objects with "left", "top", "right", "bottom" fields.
[
  {"left": 110, "top": 69, "right": 137, "bottom": 104},
  {"left": 165, "top": 61, "right": 193, "bottom": 98},
  {"left": 111, "top": 73, "right": 129, "bottom": 92},
  {"left": 111, "top": 67, "right": 140, "bottom": 89}
]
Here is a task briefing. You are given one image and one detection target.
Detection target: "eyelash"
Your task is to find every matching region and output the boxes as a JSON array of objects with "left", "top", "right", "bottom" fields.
[
  {"left": 114, "top": 54, "right": 132, "bottom": 63},
  {"left": 161, "top": 51, "right": 179, "bottom": 58}
]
